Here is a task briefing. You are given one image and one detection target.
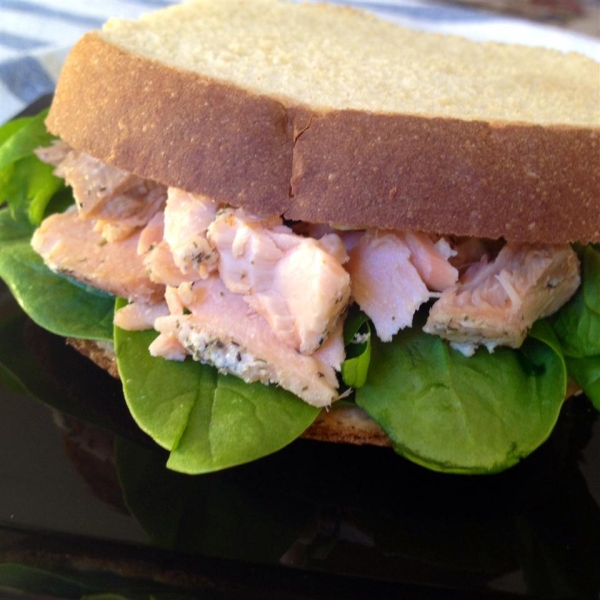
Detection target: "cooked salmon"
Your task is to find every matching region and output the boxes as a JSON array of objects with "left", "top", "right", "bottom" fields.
[
  {"left": 144, "top": 240, "right": 200, "bottom": 287},
  {"left": 346, "top": 230, "right": 431, "bottom": 341},
  {"left": 31, "top": 207, "right": 163, "bottom": 302},
  {"left": 163, "top": 188, "right": 218, "bottom": 278},
  {"left": 114, "top": 300, "right": 170, "bottom": 331},
  {"left": 31, "top": 144, "right": 585, "bottom": 407},
  {"left": 402, "top": 231, "right": 458, "bottom": 292},
  {"left": 149, "top": 276, "right": 343, "bottom": 407},
  {"left": 137, "top": 211, "right": 164, "bottom": 255},
  {"left": 208, "top": 208, "right": 351, "bottom": 354},
  {"left": 136, "top": 211, "right": 198, "bottom": 287},
  {"left": 424, "top": 243, "right": 581, "bottom": 355},
  {"left": 37, "top": 141, "right": 166, "bottom": 241}
]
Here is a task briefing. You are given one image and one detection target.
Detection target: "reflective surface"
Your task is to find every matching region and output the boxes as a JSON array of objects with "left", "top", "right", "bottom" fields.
[{"left": 1, "top": 280, "right": 600, "bottom": 599}]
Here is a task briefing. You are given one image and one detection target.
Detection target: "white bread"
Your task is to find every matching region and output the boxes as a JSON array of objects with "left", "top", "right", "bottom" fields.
[
  {"left": 46, "top": 0, "right": 600, "bottom": 244},
  {"left": 99, "top": 1, "right": 596, "bottom": 125}
]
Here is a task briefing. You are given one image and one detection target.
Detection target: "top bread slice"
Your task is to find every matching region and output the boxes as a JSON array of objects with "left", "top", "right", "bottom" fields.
[{"left": 46, "top": 0, "right": 600, "bottom": 244}]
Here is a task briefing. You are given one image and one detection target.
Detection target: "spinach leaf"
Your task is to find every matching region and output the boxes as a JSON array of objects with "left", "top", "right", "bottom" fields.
[
  {"left": 0, "top": 110, "right": 54, "bottom": 166},
  {"left": 0, "top": 209, "right": 114, "bottom": 340},
  {"left": 356, "top": 321, "right": 566, "bottom": 474},
  {"left": 551, "top": 245, "right": 600, "bottom": 358},
  {"left": 1, "top": 154, "right": 63, "bottom": 224},
  {"left": 114, "top": 313, "right": 320, "bottom": 474},
  {"left": 0, "top": 111, "right": 112, "bottom": 339},
  {"left": 341, "top": 309, "right": 371, "bottom": 388},
  {"left": 0, "top": 110, "right": 63, "bottom": 224},
  {"left": 565, "top": 356, "right": 600, "bottom": 410},
  {"left": 0, "top": 116, "right": 30, "bottom": 146}
]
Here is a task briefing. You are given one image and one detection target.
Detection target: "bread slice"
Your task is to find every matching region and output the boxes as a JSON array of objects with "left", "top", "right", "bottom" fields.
[{"left": 46, "top": 0, "right": 599, "bottom": 244}]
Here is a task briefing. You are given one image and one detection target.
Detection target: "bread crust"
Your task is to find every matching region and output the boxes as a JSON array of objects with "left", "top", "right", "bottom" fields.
[
  {"left": 47, "top": 34, "right": 294, "bottom": 217},
  {"left": 47, "top": 33, "right": 600, "bottom": 244},
  {"left": 290, "top": 112, "right": 600, "bottom": 243},
  {"left": 67, "top": 337, "right": 119, "bottom": 379}
]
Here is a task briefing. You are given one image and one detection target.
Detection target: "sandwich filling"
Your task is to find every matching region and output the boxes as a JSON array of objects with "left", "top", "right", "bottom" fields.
[{"left": 31, "top": 141, "right": 581, "bottom": 406}]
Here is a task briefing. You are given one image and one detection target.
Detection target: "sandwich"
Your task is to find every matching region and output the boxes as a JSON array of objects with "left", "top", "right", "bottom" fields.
[{"left": 1, "top": 0, "right": 598, "bottom": 474}]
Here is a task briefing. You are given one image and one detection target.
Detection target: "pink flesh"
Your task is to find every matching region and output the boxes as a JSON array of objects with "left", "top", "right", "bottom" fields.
[
  {"left": 144, "top": 240, "right": 198, "bottom": 287},
  {"left": 138, "top": 212, "right": 164, "bottom": 254},
  {"left": 402, "top": 231, "right": 458, "bottom": 292},
  {"left": 31, "top": 208, "right": 163, "bottom": 302},
  {"left": 209, "top": 208, "right": 351, "bottom": 354},
  {"left": 37, "top": 141, "right": 166, "bottom": 240},
  {"left": 138, "top": 212, "right": 198, "bottom": 287},
  {"left": 424, "top": 242, "right": 581, "bottom": 352},
  {"left": 148, "top": 332, "right": 187, "bottom": 361},
  {"left": 346, "top": 230, "right": 430, "bottom": 341},
  {"left": 114, "top": 301, "right": 169, "bottom": 331},
  {"left": 163, "top": 188, "right": 218, "bottom": 277},
  {"left": 32, "top": 146, "right": 585, "bottom": 407},
  {"left": 151, "top": 276, "right": 342, "bottom": 407}
]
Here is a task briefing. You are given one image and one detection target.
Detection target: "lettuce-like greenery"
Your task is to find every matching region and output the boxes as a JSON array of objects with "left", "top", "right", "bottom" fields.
[
  {"left": 0, "top": 110, "right": 64, "bottom": 224},
  {"left": 0, "top": 110, "right": 598, "bottom": 475},
  {"left": 341, "top": 308, "right": 371, "bottom": 388},
  {"left": 552, "top": 245, "right": 600, "bottom": 357},
  {"left": 0, "top": 210, "right": 114, "bottom": 340},
  {"left": 550, "top": 245, "right": 600, "bottom": 409},
  {"left": 566, "top": 356, "right": 600, "bottom": 410},
  {"left": 0, "top": 114, "right": 114, "bottom": 341},
  {"left": 355, "top": 319, "right": 567, "bottom": 474},
  {"left": 114, "top": 305, "right": 320, "bottom": 474}
]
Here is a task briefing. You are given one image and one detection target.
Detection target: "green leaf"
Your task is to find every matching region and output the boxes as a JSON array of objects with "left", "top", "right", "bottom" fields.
[
  {"left": 0, "top": 118, "right": 31, "bottom": 151},
  {"left": 0, "top": 209, "right": 114, "bottom": 340},
  {"left": 0, "top": 109, "right": 63, "bottom": 224},
  {"left": 0, "top": 154, "right": 63, "bottom": 223},
  {"left": 550, "top": 244, "right": 600, "bottom": 410},
  {"left": 565, "top": 355, "right": 600, "bottom": 410},
  {"left": 356, "top": 326, "right": 567, "bottom": 474},
  {"left": 0, "top": 110, "right": 54, "bottom": 168},
  {"left": 551, "top": 245, "right": 600, "bottom": 358},
  {"left": 114, "top": 311, "right": 320, "bottom": 474},
  {"left": 341, "top": 310, "right": 372, "bottom": 388},
  {"left": 529, "top": 318, "right": 566, "bottom": 361}
]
